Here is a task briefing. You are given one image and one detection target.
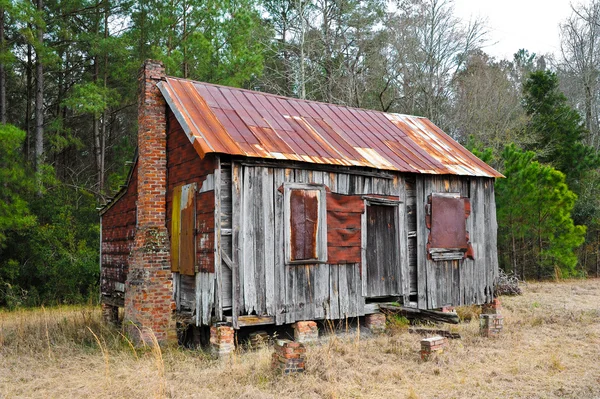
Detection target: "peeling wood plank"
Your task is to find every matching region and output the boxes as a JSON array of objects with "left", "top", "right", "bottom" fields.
[
  {"left": 214, "top": 157, "right": 223, "bottom": 320},
  {"left": 231, "top": 162, "right": 242, "bottom": 328}
]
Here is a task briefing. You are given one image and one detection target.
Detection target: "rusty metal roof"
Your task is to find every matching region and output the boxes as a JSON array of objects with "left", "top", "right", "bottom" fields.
[{"left": 158, "top": 77, "right": 502, "bottom": 178}]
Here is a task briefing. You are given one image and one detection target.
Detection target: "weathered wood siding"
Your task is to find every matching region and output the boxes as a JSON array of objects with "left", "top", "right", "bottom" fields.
[
  {"left": 229, "top": 162, "right": 407, "bottom": 325},
  {"left": 166, "top": 111, "right": 216, "bottom": 324},
  {"left": 100, "top": 163, "right": 138, "bottom": 307},
  {"left": 416, "top": 175, "right": 497, "bottom": 309}
]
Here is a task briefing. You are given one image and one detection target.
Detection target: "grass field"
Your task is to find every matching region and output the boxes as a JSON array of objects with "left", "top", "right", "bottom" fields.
[{"left": 1, "top": 279, "right": 599, "bottom": 399}]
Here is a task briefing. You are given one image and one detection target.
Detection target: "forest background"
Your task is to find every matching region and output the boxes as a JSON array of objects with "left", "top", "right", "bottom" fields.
[{"left": 1, "top": 0, "right": 600, "bottom": 307}]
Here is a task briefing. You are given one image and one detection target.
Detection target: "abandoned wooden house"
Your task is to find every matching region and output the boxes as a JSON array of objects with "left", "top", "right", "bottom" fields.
[{"left": 99, "top": 60, "right": 502, "bottom": 345}]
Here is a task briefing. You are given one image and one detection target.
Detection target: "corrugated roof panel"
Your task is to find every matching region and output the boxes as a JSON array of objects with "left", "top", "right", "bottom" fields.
[{"left": 160, "top": 77, "right": 503, "bottom": 178}]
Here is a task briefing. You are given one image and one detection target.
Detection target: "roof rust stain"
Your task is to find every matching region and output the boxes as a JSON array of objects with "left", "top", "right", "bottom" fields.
[{"left": 158, "top": 77, "right": 503, "bottom": 178}]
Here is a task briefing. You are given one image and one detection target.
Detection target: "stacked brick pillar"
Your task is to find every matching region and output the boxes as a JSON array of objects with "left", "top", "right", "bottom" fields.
[
  {"left": 293, "top": 321, "right": 319, "bottom": 343},
  {"left": 123, "top": 60, "right": 176, "bottom": 345},
  {"left": 420, "top": 336, "right": 448, "bottom": 360},
  {"left": 272, "top": 339, "right": 306, "bottom": 373},
  {"left": 210, "top": 324, "right": 235, "bottom": 358},
  {"left": 480, "top": 298, "right": 504, "bottom": 337}
]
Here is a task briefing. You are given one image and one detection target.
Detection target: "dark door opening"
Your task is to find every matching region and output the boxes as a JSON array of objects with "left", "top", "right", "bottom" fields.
[{"left": 365, "top": 204, "right": 401, "bottom": 297}]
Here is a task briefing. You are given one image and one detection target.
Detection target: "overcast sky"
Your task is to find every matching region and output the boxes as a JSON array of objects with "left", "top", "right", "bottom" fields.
[{"left": 453, "top": 0, "right": 575, "bottom": 61}]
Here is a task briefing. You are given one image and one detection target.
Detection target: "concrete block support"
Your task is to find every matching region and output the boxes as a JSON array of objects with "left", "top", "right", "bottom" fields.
[
  {"left": 365, "top": 313, "right": 386, "bottom": 334},
  {"left": 272, "top": 339, "right": 306, "bottom": 373},
  {"left": 293, "top": 321, "right": 319, "bottom": 343}
]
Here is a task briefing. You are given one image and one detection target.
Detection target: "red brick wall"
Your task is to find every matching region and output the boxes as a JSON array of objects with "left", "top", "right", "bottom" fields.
[
  {"left": 124, "top": 60, "right": 175, "bottom": 345},
  {"left": 165, "top": 109, "right": 217, "bottom": 275},
  {"left": 100, "top": 164, "right": 138, "bottom": 306}
]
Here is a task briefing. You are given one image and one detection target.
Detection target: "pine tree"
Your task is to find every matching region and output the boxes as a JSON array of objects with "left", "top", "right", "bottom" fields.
[
  {"left": 496, "top": 144, "right": 586, "bottom": 279},
  {"left": 523, "top": 70, "right": 599, "bottom": 185}
]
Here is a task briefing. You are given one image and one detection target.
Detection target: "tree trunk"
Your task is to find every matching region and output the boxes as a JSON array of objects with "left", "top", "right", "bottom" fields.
[
  {"left": 25, "top": 35, "right": 32, "bottom": 162},
  {"left": 297, "top": 0, "right": 306, "bottom": 100},
  {"left": 0, "top": 6, "right": 6, "bottom": 124},
  {"left": 35, "top": 0, "right": 45, "bottom": 173}
]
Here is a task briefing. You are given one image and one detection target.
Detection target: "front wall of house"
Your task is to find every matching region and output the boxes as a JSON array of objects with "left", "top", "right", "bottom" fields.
[
  {"left": 223, "top": 162, "right": 409, "bottom": 325},
  {"left": 218, "top": 162, "right": 498, "bottom": 325}
]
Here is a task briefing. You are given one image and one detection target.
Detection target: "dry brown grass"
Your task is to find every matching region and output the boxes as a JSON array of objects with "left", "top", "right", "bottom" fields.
[{"left": 2, "top": 279, "right": 600, "bottom": 398}]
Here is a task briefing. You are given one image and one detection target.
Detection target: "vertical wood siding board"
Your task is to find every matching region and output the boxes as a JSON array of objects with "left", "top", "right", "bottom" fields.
[
  {"left": 195, "top": 271, "right": 201, "bottom": 326},
  {"left": 207, "top": 272, "right": 216, "bottom": 325},
  {"left": 346, "top": 263, "right": 356, "bottom": 317},
  {"left": 416, "top": 176, "right": 427, "bottom": 309},
  {"left": 328, "top": 172, "right": 338, "bottom": 192},
  {"left": 214, "top": 158, "right": 223, "bottom": 321},
  {"left": 264, "top": 168, "right": 275, "bottom": 316},
  {"left": 361, "top": 202, "right": 368, "bottom": 296},
  {"left": 285, "top": 170, "right": 296, "bottom": 324},
  {"left": 338, "top": 263, "right": 350, "bottom": 318},
  {"left": 399, "top": 175, "right": 410, "bottom": 300},
  {"left": 477, "top": 180, "right": 486, "bottom": 304},
  {"left": 471, "top": 178, "right": 478, "bottom": 304},
  {"left": 220, "top": 165, "right": 233, "bottom": 309},
  {"left": 329, "top": 264, "right": 340, "bottom": 320},
  {"left": 426, "top": 178, "right": 437, "bottom": 309},
  {"left": 231, "top": 162, "right": 242, "bottom": 327},
  {"left": 273, "top": 168, "right": 285, "bottom": 325},
  {"left": 355, "top": 263, "right": 365, "bottom": 316},
  {"left": 253, "top": 168, "right": 266, "bottom": 315},
  {"left": 307, "top": 264, "right": 317, "bottom": 320},
  {"left": 489, "top": 180, "right": 499, "bottom": 298},
  {"left": 243, "top": 167, "right": 257, "bottom": 314}
]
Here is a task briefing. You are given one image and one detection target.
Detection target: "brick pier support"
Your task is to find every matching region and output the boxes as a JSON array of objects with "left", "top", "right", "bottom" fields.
[
  {"left": 365, "top": 313, "right": 386, "bottom": 334},
  {"left": 210, "top": 324, "right": 235, "bottom": 358},
  {"left": 293, "top": 321, "right": 319, "bottom": 343},
  {"left": 272, "top": 339, "right": 306, "bottom": 373}
]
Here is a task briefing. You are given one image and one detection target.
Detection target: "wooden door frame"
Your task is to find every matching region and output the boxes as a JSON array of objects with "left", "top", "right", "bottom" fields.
[{"left": 361, "top": 196, "right": 403, "bottom": 297}]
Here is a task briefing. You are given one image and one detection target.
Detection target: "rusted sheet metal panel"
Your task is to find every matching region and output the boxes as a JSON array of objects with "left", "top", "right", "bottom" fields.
[
  {"left": 430, "top": 195, "right": 468, "bottom": 250},
  {"left": 197, "top": 190, "right": 215, "bottom": 273},
  {"left": 388, "top": 115, "right": 503, "bottom": 178},
  {"left": 326, "top": 193, "right": 364, "bottom": 264},
  {"left": 290, "top": 189, "right": 319, "bottom": 261},
  {"left": 159, "top": 77, "right": 502, "bottom": 178}
]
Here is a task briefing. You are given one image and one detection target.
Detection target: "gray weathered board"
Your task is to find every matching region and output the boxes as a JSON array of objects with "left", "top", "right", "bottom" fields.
[{"left": 181, "top": 157, "right": 498, "bottom": 326}]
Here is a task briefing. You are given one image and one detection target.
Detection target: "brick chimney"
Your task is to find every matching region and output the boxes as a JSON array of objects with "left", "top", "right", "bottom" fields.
[{"left": 124, "top": 60, "right": 176, "bottom": 345}]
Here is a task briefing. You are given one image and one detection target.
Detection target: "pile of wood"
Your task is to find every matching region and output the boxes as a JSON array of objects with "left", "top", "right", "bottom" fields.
[{"left": 379, "top": 303, "right": 459, "bottom": 324}]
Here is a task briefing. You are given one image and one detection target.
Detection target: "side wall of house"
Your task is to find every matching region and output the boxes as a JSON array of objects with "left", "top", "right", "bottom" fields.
[
  {"left": 416, "top": 175, "right": 498, "bottom": 309},
  {"left": 166, "top": 110, "right": 217, "bottom": 325},
  {"left": 224, "top": 162, "right": 407, "bottom": 326},
  {"left": 100, "top": 164, "right": 138, "bottom": 307}
]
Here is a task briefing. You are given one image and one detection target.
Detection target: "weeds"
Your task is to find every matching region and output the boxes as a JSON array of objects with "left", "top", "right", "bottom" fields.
[{"left": 1, "top": 279, "right": 600, "bottom": 398}]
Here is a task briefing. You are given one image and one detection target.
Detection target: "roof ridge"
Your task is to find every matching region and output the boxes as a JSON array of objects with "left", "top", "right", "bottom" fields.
[{"left": 165, "top": 76, "right": 427, "bottom": 119}]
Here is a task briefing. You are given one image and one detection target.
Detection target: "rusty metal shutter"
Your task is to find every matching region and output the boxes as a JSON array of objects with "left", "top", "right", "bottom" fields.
[
  {"left": 290, "top": 189, "right": 320, "bottom": 261},
  {"left": 430, "top": 195, "right": 468, "bottom": 250},
  {"left": 171, "top": 183, "right": 197, "bottom": 275}
]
